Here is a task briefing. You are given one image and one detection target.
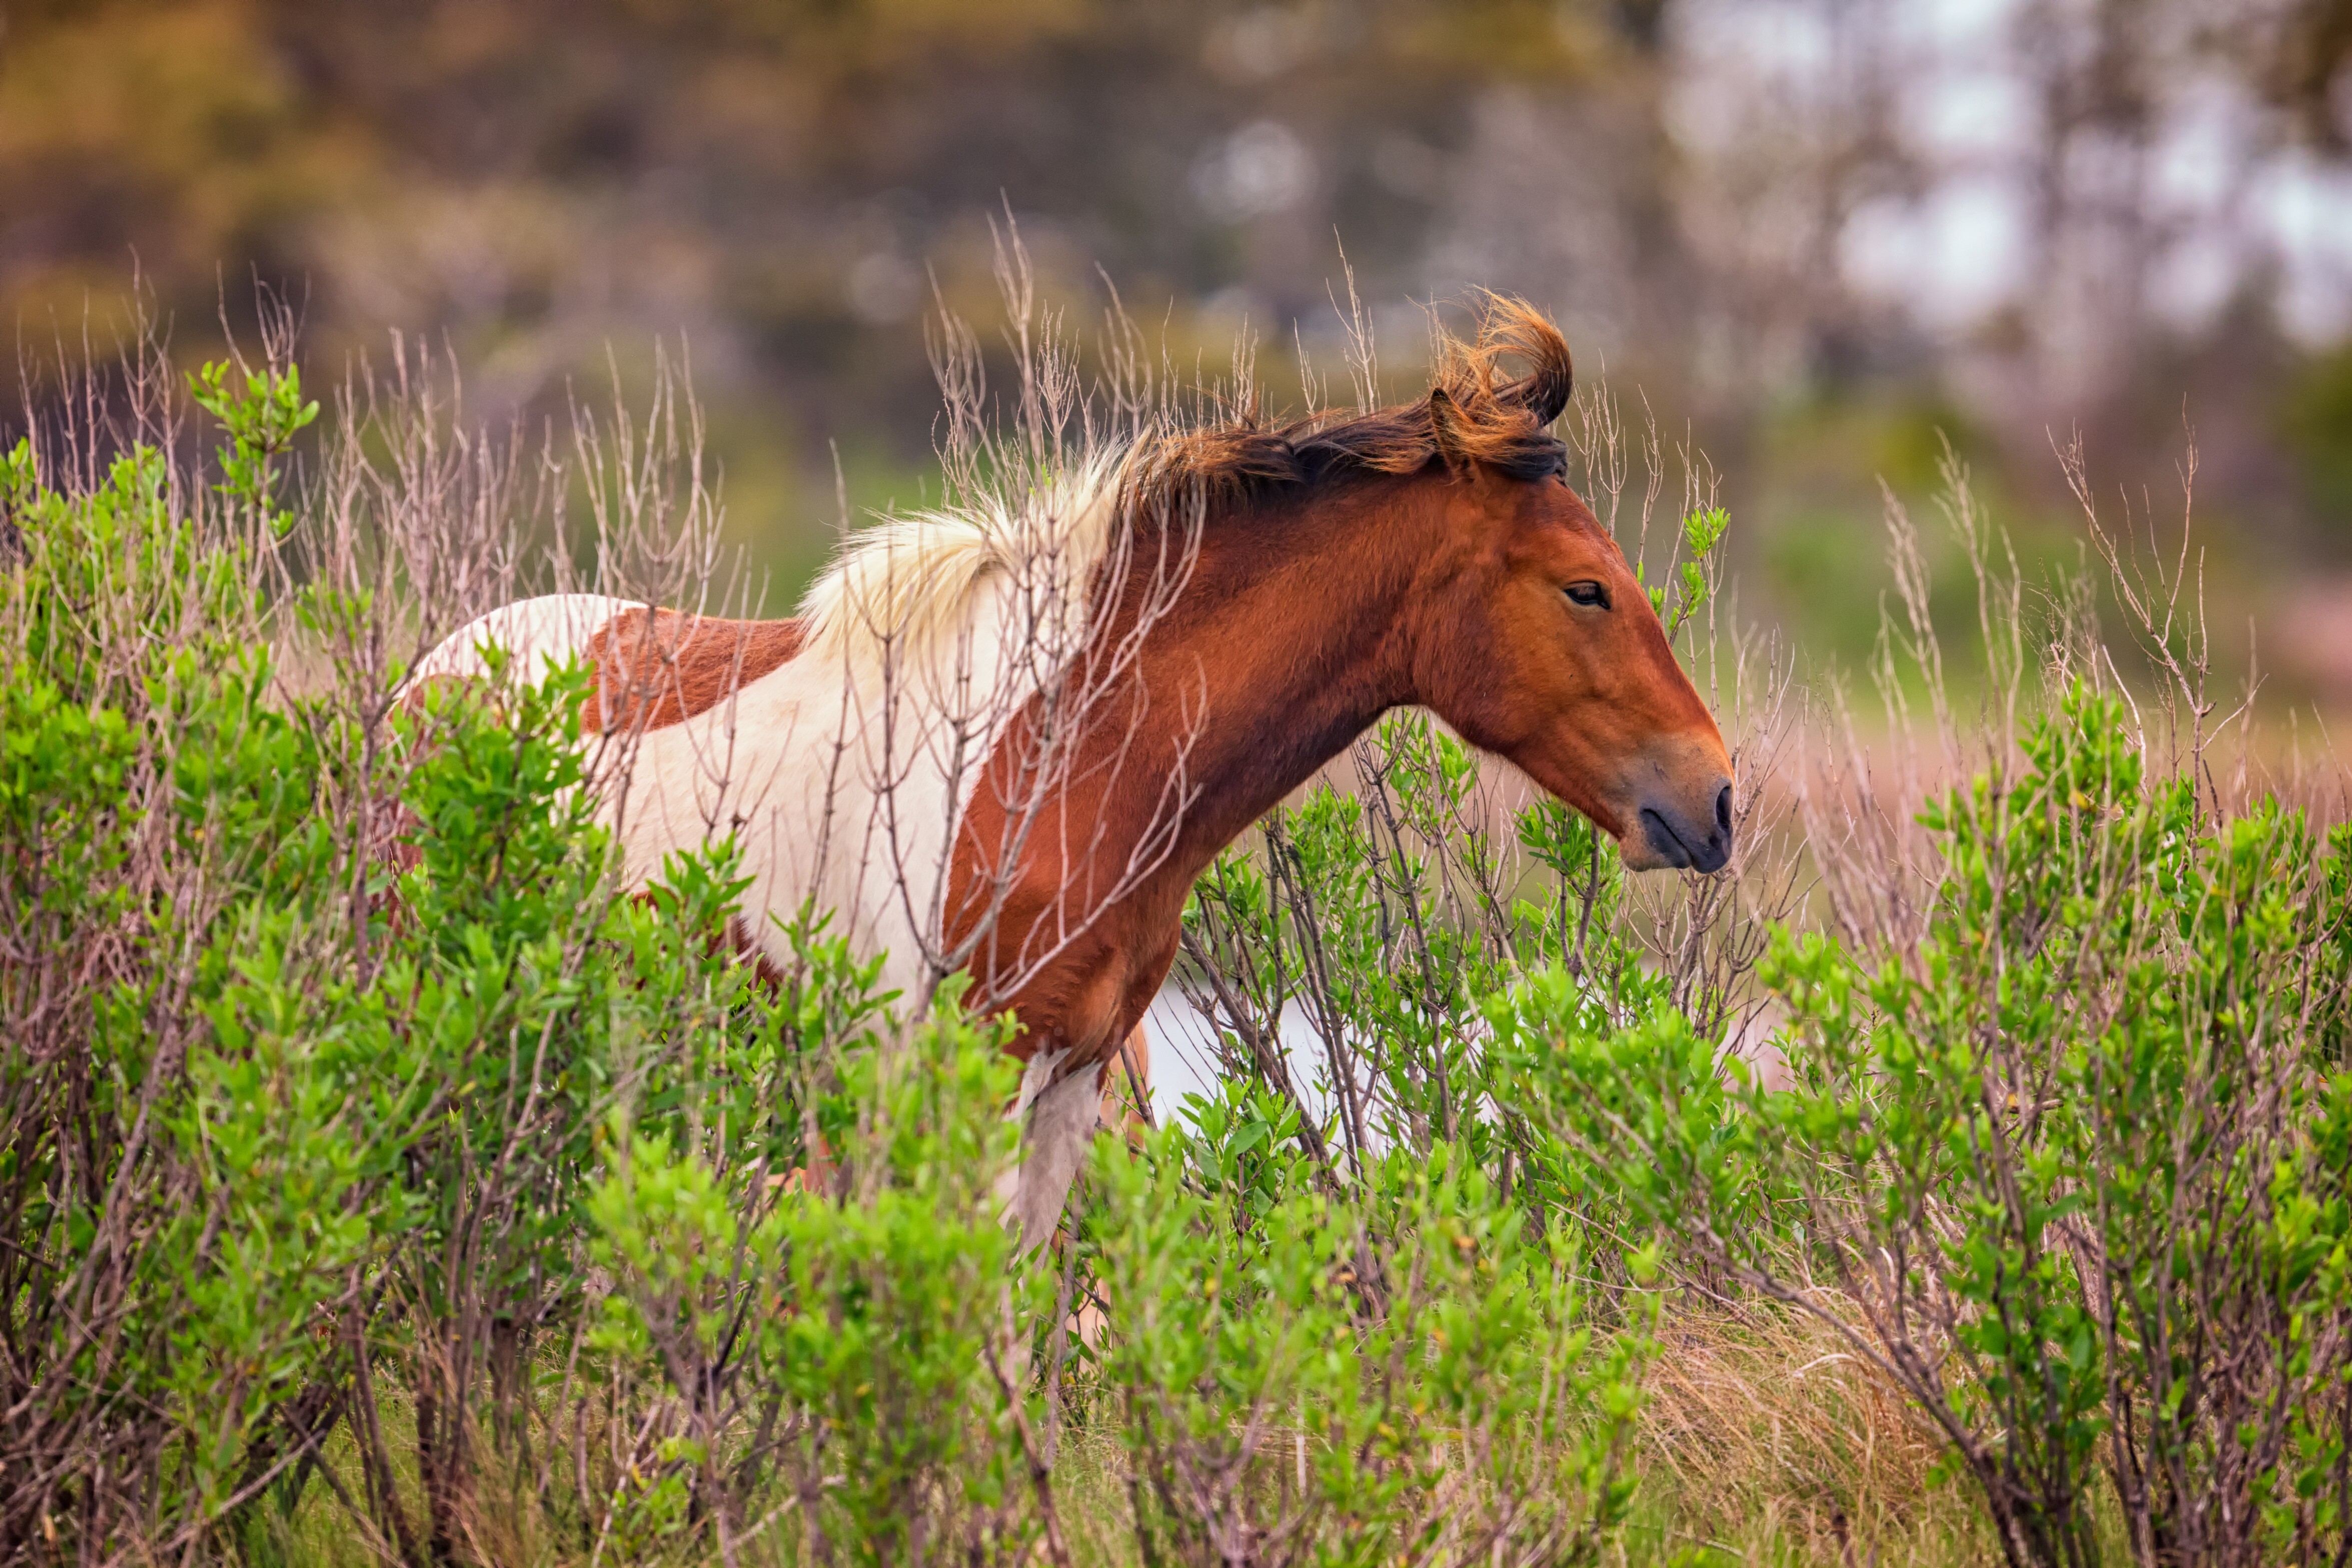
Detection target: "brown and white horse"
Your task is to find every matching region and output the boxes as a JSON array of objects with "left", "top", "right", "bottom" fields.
[{"left": 407, "top": 301, "right": 1732, "bottom": 1243}]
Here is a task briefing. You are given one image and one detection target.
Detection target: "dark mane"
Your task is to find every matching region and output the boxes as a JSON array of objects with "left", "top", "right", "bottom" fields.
[{"left": 1129, "top": 296, "right": 1574, "bottom": 518}]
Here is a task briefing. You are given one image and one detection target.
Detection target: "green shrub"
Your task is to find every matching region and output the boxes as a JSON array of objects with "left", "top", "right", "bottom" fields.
[
  {"left": 5, "top": 325, "right": 2346, "bottom": 1568},
  {"left": 1484, "top": 685, "right": 2352, "bottom": 1567},
  {"left": 1091, "top": 1108, "right": 1650, "bottom": 1565}
]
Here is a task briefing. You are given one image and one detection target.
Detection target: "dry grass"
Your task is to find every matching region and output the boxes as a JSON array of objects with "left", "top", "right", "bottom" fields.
[
  {"left": 998, "top": 1338, "right": 1995, "bottom": 1568},
  {"left": 1612, "top": 1302, "right": 1999, "bottom": 1566}
]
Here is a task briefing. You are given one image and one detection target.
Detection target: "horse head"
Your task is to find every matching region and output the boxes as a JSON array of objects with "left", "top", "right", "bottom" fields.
[{"left": 1390, "top": 307, "right": 1734, "bottom": 873}]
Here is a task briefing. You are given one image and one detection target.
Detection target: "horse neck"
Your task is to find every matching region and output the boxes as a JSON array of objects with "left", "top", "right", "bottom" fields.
[{"left": 1146, "top": 476, "right": 1442, "bottom": 867}]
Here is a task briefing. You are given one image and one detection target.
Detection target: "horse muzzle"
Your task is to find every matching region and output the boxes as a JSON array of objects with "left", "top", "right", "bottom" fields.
[{"left": 1626, "top": 777, "right": 1733, "bottom": 873}]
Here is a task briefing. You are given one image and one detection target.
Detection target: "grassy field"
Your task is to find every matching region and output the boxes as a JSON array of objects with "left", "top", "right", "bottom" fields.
[{"left": 2, "top": 311, "right": 2347, "bottom": 1567}]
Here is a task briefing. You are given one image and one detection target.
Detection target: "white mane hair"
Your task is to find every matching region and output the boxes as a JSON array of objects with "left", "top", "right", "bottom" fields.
[{"left": 795, "top": 446, "right": 1130, "bottom": 683}]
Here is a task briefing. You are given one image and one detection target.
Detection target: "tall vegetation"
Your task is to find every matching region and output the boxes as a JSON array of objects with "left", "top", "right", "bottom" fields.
[{"left": 2, "top": 310, "right": 2347, "bottom": 1568}]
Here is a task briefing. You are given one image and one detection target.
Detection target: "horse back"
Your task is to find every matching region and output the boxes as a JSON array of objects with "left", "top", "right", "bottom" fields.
[
  {"left": 580, "top": 606, "right": 807, "bottom": 735},
  {"left": 404, "top": 595, "right": 808, "bottom": 736}
]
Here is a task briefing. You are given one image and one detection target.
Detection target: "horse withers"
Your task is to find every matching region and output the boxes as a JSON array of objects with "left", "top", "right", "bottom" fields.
[{"left": 406, "top": 298, "right": 1732, "bottom": 1246}]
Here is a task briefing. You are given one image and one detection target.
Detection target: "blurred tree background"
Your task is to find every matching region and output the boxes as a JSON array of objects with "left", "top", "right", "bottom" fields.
[{"left": 8, "top": 0, "right": 2352, "bottom": 703}]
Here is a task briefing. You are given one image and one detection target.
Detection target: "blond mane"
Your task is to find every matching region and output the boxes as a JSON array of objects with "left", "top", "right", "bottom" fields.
[{"left": 794, "top": 447, "right": 1130, "bottom": 675}]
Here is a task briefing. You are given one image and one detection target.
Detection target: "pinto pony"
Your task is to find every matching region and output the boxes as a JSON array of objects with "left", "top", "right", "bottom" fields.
[{"left": 407, "top": 300, "right": 1732, "bottom": 1244}]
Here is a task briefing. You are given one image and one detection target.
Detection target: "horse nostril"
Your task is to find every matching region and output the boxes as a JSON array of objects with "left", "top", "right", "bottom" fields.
[{"left": 1715, "top": 783, "right": 1733, "bottom": 838}]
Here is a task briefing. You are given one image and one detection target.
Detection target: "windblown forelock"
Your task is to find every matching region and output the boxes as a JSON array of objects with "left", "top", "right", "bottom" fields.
[{"left": 1127, "top": 296, "right": 1573, "bottom": 519}]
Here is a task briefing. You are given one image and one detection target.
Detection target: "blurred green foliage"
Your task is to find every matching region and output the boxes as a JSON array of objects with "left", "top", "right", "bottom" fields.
[
  {"left": 0, "top": 0, "right": 1610, "bottom": 588},
  {"left": 2281, "top": 343, "right": 2352, "bottom": 538},
  {"left": 9, "top": 0, "right": 2352, "bottom": 699}
]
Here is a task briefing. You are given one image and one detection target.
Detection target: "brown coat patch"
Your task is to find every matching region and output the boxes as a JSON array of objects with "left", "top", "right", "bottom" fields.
[{"left": 582, "top": 609, "right": 807, "bottom": 734}]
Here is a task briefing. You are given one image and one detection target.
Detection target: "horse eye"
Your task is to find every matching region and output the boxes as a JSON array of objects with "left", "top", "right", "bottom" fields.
[{"left": 1563, "top": 581, "right": 1609, "bottom": 609}]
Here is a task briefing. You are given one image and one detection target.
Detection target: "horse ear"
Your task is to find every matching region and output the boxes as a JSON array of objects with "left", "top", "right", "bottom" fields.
[
  {"left": 1428, "top": 387, "right": 1473, "bottom": 473},
  {"left": 1495, "top": 312, "right": 1575, "bottom": 427}
]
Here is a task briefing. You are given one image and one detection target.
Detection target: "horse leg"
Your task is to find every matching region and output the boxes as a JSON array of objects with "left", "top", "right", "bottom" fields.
[
  {"left": 1062, "top": 946, "right": 1173, "bottom": 1347},
  {"left": 1099, "top": 1018, "right": 1152, "bottom": 1135},
  {"left": 1105, "top": 919, "right": 1176, "bottom": 1132}
]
